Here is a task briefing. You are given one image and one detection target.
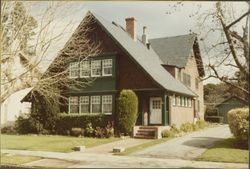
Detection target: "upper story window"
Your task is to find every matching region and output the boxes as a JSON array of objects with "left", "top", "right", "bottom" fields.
[
  {"left": 69, "top": 62, "right": 79, "bottom": 78},
  {"left": 102, "top": 59, "right": 112, "bottom": 76},
  {"left": 69, "top": 58, "right": 113, "bottom": 78},
  {"left": 69, "top": 96, "right": 78, "bottom": 113},
  {"left": 80, "top": 61, "right": 90, "bottom": 77},
  {"left": 183, "top": 73, "right": 191, "bottom": 87},
  {"left": 91, "top": 60, "right": 101, "bottom": 77}
]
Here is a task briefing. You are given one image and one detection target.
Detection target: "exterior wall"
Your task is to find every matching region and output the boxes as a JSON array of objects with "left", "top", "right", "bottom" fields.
[
  {"left": 217, "top": 98, "right": 247, "bottom": 123},
  {"left": 178, "top": 51, "right": 204, "bottom": 120},
  {"left": 169, "top": 95, "right": 194, "bottom": 127}
]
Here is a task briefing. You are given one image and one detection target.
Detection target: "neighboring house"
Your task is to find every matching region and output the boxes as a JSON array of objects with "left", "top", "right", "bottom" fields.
[
  {"left": 216, "top": 96, "right": 248, "bottom": 123},
  {"left": 22, "top": 11, "right": 205, "bottom": 138},
  {"left": 1, "top": 88, "right": 32, "bottom": 126}
]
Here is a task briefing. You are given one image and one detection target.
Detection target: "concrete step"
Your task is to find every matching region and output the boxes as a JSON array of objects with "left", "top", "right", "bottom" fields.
[
  {"left": 136, "top": 131, "right": 155, "bottom": 136},
  {"left": 137, "top": 129, "right": 156, "bottom": 132},
  {"left": 139, "top": 126, "right": 157, "bottom": 130},
  {"left": 134, "top": 134, "right": 155, "bottom": 139}
]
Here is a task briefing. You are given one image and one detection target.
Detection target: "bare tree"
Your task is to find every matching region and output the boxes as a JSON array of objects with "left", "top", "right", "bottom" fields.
[
  {"left": 198, "top": 2, "right": 249, "bottom": 99},
  {"left": 1, "top": 2, "right": 100, "bottom": 105}
]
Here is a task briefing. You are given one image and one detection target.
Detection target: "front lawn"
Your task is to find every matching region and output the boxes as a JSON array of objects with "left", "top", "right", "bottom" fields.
[
  {"left": 1, "top": 134, "right": 120, "bottom": 153},
  {"left": 197, "top": 138, "right": 249, "bottom": 163},
  {"left": 1, "top": 153, "right": 41, "bottom": 165}
]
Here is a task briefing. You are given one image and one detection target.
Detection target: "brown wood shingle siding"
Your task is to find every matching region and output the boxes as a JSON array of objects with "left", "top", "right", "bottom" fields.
[{"left": 89, "top": 21, "right": 160, "bottom": 91}]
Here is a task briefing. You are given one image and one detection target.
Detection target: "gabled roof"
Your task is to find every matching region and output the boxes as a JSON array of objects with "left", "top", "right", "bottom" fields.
[
  {"left": 216, "top": 96, "right": 248, "bottom": 107},
  {"left": 91, "top": 12, "right": 196, "bottom": 97},
  {"left": 149, "top": 34, "right": 205, "bottom": 77}
]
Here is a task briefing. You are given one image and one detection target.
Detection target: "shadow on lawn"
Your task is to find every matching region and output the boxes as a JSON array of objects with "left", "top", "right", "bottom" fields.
[
  {"left": 183, "top": 137, "right": 248, "bottom": 150},
  {"left": 182, "top": 137, "right": 225, "bottom": 148}
]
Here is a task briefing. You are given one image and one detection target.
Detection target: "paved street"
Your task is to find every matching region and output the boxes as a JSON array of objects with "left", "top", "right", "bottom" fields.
[
  {"left": 2, "top": 125, "right": 247, "bottom": 168},
  {"left": 2, "top": 149, "right": 247, "bottom": 168},
  {"left": 132, "top": 124, "right": 232, "bottom": 160}
]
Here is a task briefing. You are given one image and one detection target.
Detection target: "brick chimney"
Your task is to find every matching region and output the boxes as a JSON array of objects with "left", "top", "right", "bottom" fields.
[{"left": 125, "top": 17, "right": 137, "bottom": 41}]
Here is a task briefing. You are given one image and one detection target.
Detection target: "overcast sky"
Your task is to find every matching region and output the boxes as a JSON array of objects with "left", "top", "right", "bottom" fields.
[{"left": 27, "top": 1, "right": 247, "bottom": 84}]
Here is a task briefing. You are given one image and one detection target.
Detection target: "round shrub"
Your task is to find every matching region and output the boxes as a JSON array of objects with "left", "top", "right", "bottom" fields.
[
  {"left": 196, "top": 120, "right": 206, "bottom": 129},
  {"left": 228, "top": 108, "right": 249, "bottom": 144},
  {"left": 117, "top": 90, "right": 138, "bottom": 135},
  {"left": 15, "top": 114, "right": 41, "bottom": 134},
  {"left": 162, "top": 129, "right": 175, "bottom": 138},
  {"left": 180, "top": 122, "right": 193, "bottom": 133},
  {"left": 71, "top": 128, "right": 84, "bottom": 137}
]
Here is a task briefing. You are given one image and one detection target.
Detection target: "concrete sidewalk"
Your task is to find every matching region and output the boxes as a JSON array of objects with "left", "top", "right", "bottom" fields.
[
  {"left": 2, "top": 149, "right": 248, "bottom": 168},
  {"left": 83, "top": 137, "right": 151, "bottom": 154}
]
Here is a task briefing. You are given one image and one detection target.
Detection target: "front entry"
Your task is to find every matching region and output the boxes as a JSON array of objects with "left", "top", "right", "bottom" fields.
[{"left": 149, "top": 97, "right": 162, "bottom": 124}]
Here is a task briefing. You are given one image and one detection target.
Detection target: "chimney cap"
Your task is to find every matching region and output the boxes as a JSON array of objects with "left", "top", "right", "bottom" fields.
[{"left": 125, "top": 17, "right": 136, "bottom": 21}]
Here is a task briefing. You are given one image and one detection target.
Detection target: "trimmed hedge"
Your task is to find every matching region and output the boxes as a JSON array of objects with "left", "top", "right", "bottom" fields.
[
  {"left": 55, "top": 113, "right": 112, "bottom": 135},
  {"left": 228, "top": 108, "right": 249, "bottom": 144},
  {"left": 116, "top": 90, "right": 138, "bottom": 135}
]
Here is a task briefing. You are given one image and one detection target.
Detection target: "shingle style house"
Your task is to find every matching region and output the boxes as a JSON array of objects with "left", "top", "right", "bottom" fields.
[{"left": 24, "top": 11, "right": 205, "bottom": 138}]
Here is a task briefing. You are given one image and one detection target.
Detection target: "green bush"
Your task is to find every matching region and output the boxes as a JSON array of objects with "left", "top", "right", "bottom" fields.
[
  {"left": 71, "top": 128, "right": 84, "bottom": 137},
  {"left": 95, "top": 127, "right": 106, "bottom": 138},
  {"left": 180, "top": 122, "right": 193, "bottom": 133},
  {"left": 1, "top": 125, "right": 16, "bottom": 134},
  {"left": 192, "top": 124, "right": 199, "bottom": 131},
  {"left": 85, "top": 123, "right": 95, "bottom": 137},
  {"left": 196, "top": 120, "right": 206, "bottom": 129},
  {"left": 228, "top": 108, "right": 249, "bottom": 144},
  {"left": 104, "top": 122, "right": 114, "bottom": 138},
  {"left": 206, "top": 116, "right": 223, "bottom": 123},
  {"left": 162, "top": 129, "right": 175, "bottom": 138},
  {"left": 170, "top": 124, "right": 180, "bottom": 134},
  {"left": 55, "top": 113, "right": 112, "bottom": 135},
  {"left": 117, "top": 90, "right": 138, "bottom": 135},
  {"left": 15, "top": 114, "right": 42, "bottom": 134}
]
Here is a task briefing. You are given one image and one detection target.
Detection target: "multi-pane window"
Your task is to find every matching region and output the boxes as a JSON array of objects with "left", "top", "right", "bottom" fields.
[
  {"left": 80, "top": 61, "right": 90, "bottom": 77},
  {"left": 172, "top": 95, "right": 176, "bottom": 106},
  {"left": 69, "top": 97, "right": 78, "bottom": 113},
  {"left": 183, "top": 73, "right": 191, "bottom": 87},
  {"left": 80, "top": 96, "right": 89, "bottom": 113},
  {"left": 184, "top": 97, "right": 187, "bottom": 107},
  {"left": 177, "top": 96, "right": 180, "bottom": 106},
  {"left": 91, "top": 60, "right": 101, "bottom": 77},
  {"left": 181, "top": 97, "right": 185, "bottom": 107},
  {"left": 69, "top": 62, "right": 79, "bottom": 78},
  {"left": 91, "top": 96, "right": 101, "bottom": 113},
  {"left": 102, "top": 95, "right": 112, "bottom": 114},
  {"left": 188, "top": 98, "right": 192, "bottom": 107},
  {"left": 195, "top": 78, "right": 199, "bottom": 89},
  {"left": 102, "top": 59, "right": 112, "bottom": 76}
]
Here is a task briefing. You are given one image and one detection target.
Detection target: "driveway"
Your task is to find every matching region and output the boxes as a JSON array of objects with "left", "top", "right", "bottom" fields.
[{"left": 132, "top": 124, "right": 231, "bottom": 160}]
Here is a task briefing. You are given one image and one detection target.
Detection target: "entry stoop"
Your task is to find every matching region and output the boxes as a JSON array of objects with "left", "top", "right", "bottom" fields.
[
  {"left": 133, "top": 126, "right": 157, "bottom": 139},
  {"left": 133, "top": 126, "right": 170, "bottom": 139}
]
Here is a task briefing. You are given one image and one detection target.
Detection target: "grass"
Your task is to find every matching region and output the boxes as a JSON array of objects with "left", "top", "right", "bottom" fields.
[
  {"left": 197, "top": 138, "right": 249, "bottom": 163},
  {"left": 1, "top": 134, "right": 120, "bottom": 153},
  {"left": 1, "top": 153, "right": 41, "bottom": 165},
  {"left": 115, "top": 137, "right": 172, "bottom": 156}
]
